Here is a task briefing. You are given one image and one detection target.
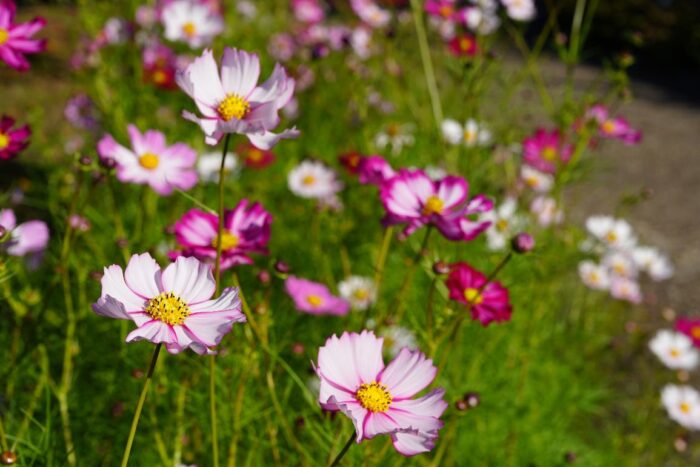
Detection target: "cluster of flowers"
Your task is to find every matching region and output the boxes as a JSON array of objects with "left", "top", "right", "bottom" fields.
[
  {"left": 579, "top": 215, "right": 672, "bottom": 304},
  {"left": 650, "top": 318, "right": 700, "bottom": 431}
]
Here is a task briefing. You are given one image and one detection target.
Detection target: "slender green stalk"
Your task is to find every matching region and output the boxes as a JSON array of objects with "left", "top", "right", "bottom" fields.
[
  {"left": 426, "top": 276, "right": 438, "bottom": 353},
  {"left": 328, "top": 430, "right": 356, "bottom": 467},
  {"left": 121, "top": 343, "right": 162, "bottom": 467},
  {"left": 373, "top": 226, "right": 394, "bottom": 295},
  {"left": 389, "top": 227, "right": 433, "bottom": 324},
  {"left": 410, "top": 0, "right": 443, "bottom": 131},
  {"left": 0, "top": 413, "right": 8, "bottom": 452},
  {"left": 566, "top": 0, "right": 588, "bottom": 98}
]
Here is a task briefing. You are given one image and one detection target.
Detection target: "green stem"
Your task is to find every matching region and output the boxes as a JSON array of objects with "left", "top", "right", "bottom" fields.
[
  {"left": 0, "top": 413, "right": 8, "bottom": 452},
  {"left": 121, "top": 343, "right": 162, "bottom": 467},
  {"left": 566, "top": 0, "right": 588, "bottom": 98},
  {"left": 410, "top": 0, "right": 443, "bottom": 131},
  {"left": 426, "top": 276, "right": 438, "bottom": 353},
  {"left": 328, "top": 430, "right": 356, "bottom": 467},
  {"left": 213, "top": 134, "right": 232, "bottom": 291}
]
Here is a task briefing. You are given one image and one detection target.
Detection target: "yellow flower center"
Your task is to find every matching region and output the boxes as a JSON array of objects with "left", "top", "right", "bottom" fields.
[
  {"left": 464, "top": 287, "right": 483, "bottom": 305},
  {"left": 211, "top": 232, "right": 239, "bottom": 250},
  {"left": 356, "top": 382, "right": 392, "bottom": 413},
  {"left": 459, "top": 37, "right": 473, "bottom": 52},
  {"left": 182, "top": 22, "right": 196, "bottom": 38},
  {"left": 541, "top": 146, "right": 557, "bottom": 162},
  {"left": 670, "top": 348, "right": 681, "bottom": 358},
  {"left": 605, "top": 231, "right": 617, "bottom": 243},
  {"left": 0, "top": 29, "right": 8, "bottom": 46},
  {"left": 247, "top": 148, "right": 263, "bottom": 162},
  {"left": 601, "top": 120, "right": 616, "bottom": 134},
  {"left": 613, "top": 263, "right": 626, "bottom": 275},
  {"left": 439, "top": 5, "right": 454, "bottom": 17},
  {"left": 217, "top": 93, "right": 250, "bottom": 121},
  {"left": 496, "top": 219, "right": 509, "bottom": 232},
  {"left": 422, "top": 196, "right": 444, "bottom": 216},
  {"left": 464, "top": 129, "right": 476, "bottom": 143},
  {"left": 152, "top": 69, "right": 168, "bottom": 84},
  {"left": 0, "top": 132, "right": 9, "bottom": 150},
  {"left": 525, "top": 176, "right": 538, "bottom": 188},
  {"left": 353, "top": 288, "right": 369, "bottom": 300},
  {"left": 145, "top": 292, "right": 191, "bottom": 326},
  {"left": 588, "top": 272, "right": 600, "bottom": 284},
  {"left": 306, "top": 294, "right": 323, "bottom": 307},
  {"left": 386, "top": 123, "right": 399, "bottom": 137},
  {"left": 302, "top": 175, "right": 316, "bottom": 186},
  {"left": 680, "top": 402, "right": 691, "bottom": 414},
  {"left": 691, "top": 326, "right": 700, "bottom": 340},
  {"left": 139, "top": 153, "right": 160, "bottom": 170}
]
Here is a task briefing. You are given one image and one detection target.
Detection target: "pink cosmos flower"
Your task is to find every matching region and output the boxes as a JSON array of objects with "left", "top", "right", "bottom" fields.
[
  {"left": 0, "top": 0, "right": 46, "bottom": 71},
  {"left": 176, "top": 48, "right": 299, "bottom": 149},
  {"left": 676, "top": 318, "right": 700, "bottom": 348},
  {"left": 522, "top": 128, "right": 573, "bottom": 174},
  {"left": 142, "top": 42, "right": 178, "bottom": 90},
  {"left": 92, "top": 253, "right": 245, "bottom": 354},
  {"left": 97, "top": 124, "right": 198, "bottom": 195},
  {"left": 586, "top": 104, "right": 641, "bottom": 145},
  {"left": 316, "top": 330, "right": 447, "bottom": 456},
  {"left": 447, "top": 34, "right": 478, "bottom": 58},
  {"left": 358, "top": 155, "right": 395, "bottom": 186},
  {"left": 445, "top": 262, "right": 512, "bottom": 326},
  {"left": 609, "top": 276, "right": 642, "bottom": 304},
  {"left": 284, "top": 276, "right": 350, "bottom": 316},
  {"left": 0, "top": 208, "right": 49, "bottom": 257},
  {"left": 171, "top": 200, "right": 272, "bottom": 269},
  {"left": 380, "top": 169, "right": 492, "bottom": 241},
  {"left": 425, "top": 1, "right": 459, "bottom": 21},
  {"left": 350, "top": 0, "right": 391, "bottom": 29},
  {"left": 292, "top": 0, "right": 325, "bottom": 24},
  {"left": 0, "top": 115, "right": 30, "bottom": 160}
]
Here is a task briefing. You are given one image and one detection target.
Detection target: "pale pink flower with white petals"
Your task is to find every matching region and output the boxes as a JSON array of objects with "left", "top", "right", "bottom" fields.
[
  {"left": 316, "top": 331, "right": 447, "bottom": 456},
  {"left": 177, "top": 48, "right": 299, "bottom": 148},
  {"left": 162, "top": 0, "right": 223, "bottom": 49},
  {"left": 0, "top": 208, "right": 49, "bottom": 257},
  {"left": 609, "top": 276, "right": 642, "bottom": 304},
  {"left": 92, "top": 253, "right": 245, "bottom": 354}
]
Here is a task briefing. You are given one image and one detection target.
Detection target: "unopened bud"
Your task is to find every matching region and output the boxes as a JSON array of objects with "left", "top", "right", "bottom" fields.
[
  {"left": 79, "top": 155, "right": 93, "bottom": 166},
  {"left": 0, "top": 451, "right": 17, "bottom": 465},
  {"left": 511, "top": 232, "right": 535, "bottom": 254},
  {"left": 463, "top": 392, "right": 480, "bottom": 408},
  {"left": 432, "top": 261, "right": 450, "bottom": 275},
  {"left": 274, "top": 260, "right": 290, "bottom": 274}
]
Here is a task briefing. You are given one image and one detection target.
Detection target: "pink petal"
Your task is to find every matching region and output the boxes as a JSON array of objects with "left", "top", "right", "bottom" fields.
[
  {"left": 124, "top": 253, "right": 163, "bottom": 299},
  {"left": 391, "top": 429, "right": 437, "bottom": 456},
  {"left": 99, "top": 264, "right": 147, "bottom": 312},
  {"left": 161, "top": 256, "right": 215, "bottom": 304},
  {"left": 126, "top": 320, "right": 177, "bottom": 346},
  {"left": 220, "top": 47, "right": 260, "bottom": 97},
  {"left": 378, "top": 348, "right": 437, "bottom": 399},
  {"left": 362, "top": 412, "right": 399, "bottom": 439}
]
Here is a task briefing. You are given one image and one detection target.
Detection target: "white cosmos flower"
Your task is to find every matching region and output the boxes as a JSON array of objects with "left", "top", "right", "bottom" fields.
[
  {"left": 502, "top": 0, "right": 537, "bottom": 21},
  {"left": 381, "top": 325, "right": 418, "bottom": 358},
  {"left": 662, "top": 385, "right": 700, "bottom": 430},
  {"left": 585, "top": 216, "right": 637, "bottom": 250},
  {"left": 602, "top": 251, "right": 638, "bottom": 279},
  {"left": 578, "top": 260, "right": 611, "bottom": 290},
  {"left": 374, "top": 123, "right": 415, "bottom": 156},
  {"left": 162, "top": 0, "right": 224, "bottom": 49},
  {"left": 197, "top": 151, "right": 238, "bottom": 183},
  {"left": 338, "top": 276, "right": 376, "bottom": 310},
  {"left": 441, "top": 118, "right": 492, "bottom": 147},
  {"left": 288, "top": 160, "right": 343, "bottom": 200},
  {"left": 480, "top": 197, "right": 525, "bottom": 250},
  {"left": 632, "top": 246, "right": 674, "bottom": 281},
  {"left": 530, "top": 196, "right": 562, "bottom": 227},
  {"left": 649, "top": 330, "right": 699, "bottom": 370},
  {"left": 609, "top": 276, "right": 642, "bottom": 304},
  {"left": 520, "top": 166, "right": 553, "bottom": 193}
]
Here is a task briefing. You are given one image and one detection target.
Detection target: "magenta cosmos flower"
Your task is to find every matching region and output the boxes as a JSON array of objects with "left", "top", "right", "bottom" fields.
[
  {"left": 171, "top": 200, "right": 272, "bottom": 269},
  {"left": 522, "top": 128, "right": 573, "bottom": 174},
  {"left": 445, "top": 262, "right": 512, "bottom": 326},
  {"left": 284, "top": 276, "right": 350, "bottom": 316},
  {"left": 586, "top": 104, "right": 641, "bottom": 145},
  {"left": 380, "top": 169, "right": 492, "bottom": 241},
  {"left": 97, "top": 124, "right": 198, "bottom": 195},
  {"left": 176, "top": 47, "right": 299, "bottom": 149},
  {"left": 92, "top": 253, "right": 245, "bottom": 354},
  {"left": 0, "top": 0, "right": 46, "bottom": 71},
  {"left": 358, "top": 155, "right": 395, "bottom": 186},
  {"left": 0, "top": 208, "right": 49, "bottom": 257},
  {"left": 316, "top": 330, "right": 448, "bottom": 456},
  {"left": 0, "top": 115, "right": 30, "bottom": 160},
  {"left": 676, "top": 318, "right": 700, "bottom": 348}
]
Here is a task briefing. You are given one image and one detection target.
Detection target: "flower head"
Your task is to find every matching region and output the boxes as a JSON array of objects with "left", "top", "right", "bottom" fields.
[
  {"left": 0, "top": 0, "right": 46, "bottom": 72},
  {"left": 381, "top": 325, "right": 418, "bottom": 358},
  {"left": 350, "top": 0, "right": 391, "bottom": 28},
  {"left": 162, "top": 0, "right": 223, "bottom": 48},
  {"left": 238, "top": 142, "right": 275, "bottom": 169},
  {"left": 380, "top": 169, "right": 492, "bottom": 241},
  {"left": 578, "top": 260, "right": 610, "bottom": 290},
  {"left": 502, "top": 0, "right": 536, "bottom": 21},
  {"left": 446, "top": 262, "right": 512, "bottom": 326},
  {"left": 316, "top": 331, "right": 447, "bottom": 456},
  {"left": 177, "top": 48, "right": 299, "bottom": 148},
  {"left": 292, "top": 0, "right": 325, "bottom": 24},
  {"left": 97, "top": 125, "right": 198, "bottom": 195},
  {"left": 586, "top": 105, "right": 641, "bottom": 145},
  {"left": 0, "top": 115, "right": 30, "bottom": 160},
  {"left": 142, "top": 42, "right": 178, "bottom": 89},
  {"left": 374, "top": 123, "right": 414, "bottom": 155},
  {"left": 285, "top": 276, "right": 350, "bottom": 315},
  {"left": 357, "top": 155, "right": 395, "bottom": 186},
  {"left": 649, "top": 330, "right": 698, "bottom": 370},
  {"left": 197, "top": 151, "right": 238, "bottom": 182},
  {"left": 448, "top": 34, "right": 478, "bottom": 58},
  {"left": 520, "top": 166, "right": 553, "bottom": 193},
  {"left": 676, "top": 318, "right": 700, "bottom": 348},
  {"left": 522, "top": 128, "right": 573, "bottom": 174},
  {"left": 585, "top": 215, "right": 636, "bottom": 251},
  {"left": 480, "top": 197, "right": 525, "bottom": 251},
  {"left": 530, "top": 196, "right": 563, "bottom": 227},
  {"left": 92, "top": 253, "right": 245, "bottom": 354},
  {"left": 441, "top": 118, "right": 491, "bottom": 147},
  {"left": 609, "top": 276, "right": 642, "bottom": 303},
  {"left": 288, "top": 160, "right": 343, "bottom": 200},
  {"left": 662, "top": 385, "right": 700, "bottom": 430},
  {"left": 338, "top": 276, "right": 376, "bottom": 311},
  {"left": 171, "top": 200, "right": 271, "bottom": 269},
  {"left": 0, "top": 208, "right": 49, "bottom": 257},
  {"left": 631, "top": 246, "right": 673, "bottom": 281}
]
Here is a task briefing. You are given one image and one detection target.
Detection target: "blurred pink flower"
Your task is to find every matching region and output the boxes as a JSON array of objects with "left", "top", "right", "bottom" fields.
[
  {"left": 676, "top": 318, "right": 700, "bottom": 348},
  {"left": 0, "top": 208, "right": 49, "bottom": 257},
  {"left": 522, "top": 128, "right": 573, "bottom": 174},
  {"left": 292, "top": 0, "right": 325, "bottom": 24},
  {"left": 177, "top": 48, "right": 299, "bottom": 148},
  {"left": 284, "top": 276, "right": 350, "bottom": 315},
  {"left": 0, "top": 0, "right": 46, "bottom": 71},
  {"left": 445, "top": 262, "right": 512, "bottom": 326},
  {"left": 97, "top": 125, "right": 198, "bottom": 195},
  {"left": 586, "top": 104, "right": 641, "bottom": 145},
  {"left": 316, "top": 330, "right": 447, "bottom": 456},
  {"left": 92, "top": 253, "right": 245, "bottom": 354},
  {"left": 0, "top": 115, "right": 30, "bottom": 160},
  {"left": 358, "top": 155, "right": 395, "bottom": 186},
  {"left": 447, "top": 33, "right": 478, "bottom": 58}
]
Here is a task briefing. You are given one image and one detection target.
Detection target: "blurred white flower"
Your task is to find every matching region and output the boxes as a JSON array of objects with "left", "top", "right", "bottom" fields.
[
  {"left": 374, "top": 123, "right": 414, "bottom": 155},
  {"left": 338, "top": 276, "right": 377, "bottom": 310},
  {"left": 441, "top": 118, "right": 491, "bottom": 147},
  {"left": 662, "top": 385, "right": 700, "bottom": 430},
  {"left": 602, "top": 251, "right": 638, "bottom": 279},
  {"left": 520, "top": 166, "right": 553, "bottom": 193},
  {"left": 649, "top": 330, "right": 698, "bottom": 370},
  {"left": 162, "top": 0, "right": 224, "bottom": 49},
  {"left": 381, "top": 325, "right": 417, "bottom": 358},
  {"left": 502, "top": 0, "right": 537, "bottom": 21},
  {"left": 632, "top": 246, "right": 673, "bottom": 281},
  {"left": 197, "top": 152, "right": 238, "bottom": 183},
  {"left": 481, "top": 197, "right": 525, "bottom": 250},
  {"left": 610, "top": 276, "right": 642, "bottom": 304},
  {"left": 530, "top": 196, "right": 562, "bottom": 227},
  {"left": 578, "top": 260, "right": 611, "bottom": 290},
  {"left": 288, "top": 160, "right": 343, "bottom": 200},
  {"left": 585, "top": 216, "right": 637, "bottom": 250}
]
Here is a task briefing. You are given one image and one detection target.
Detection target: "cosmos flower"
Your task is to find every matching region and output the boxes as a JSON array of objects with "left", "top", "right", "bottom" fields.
[
  {"left": 522, "top": 128, "right": 573, "bottom": 174},
  {"left": 64, "top": 94, "right": 100, "bottom": 132},
  {"left": 631, "top": 246, "right": 673, "bottom": 281},
  {"left": 350, "top": 0, "right": 391, "bottom": 28},
  {"left": 338, "top": 151, "right": 365, "bottom": 175},
  {"left": 92, "top": 253, "right": 245, "bottom": 354},
  {"left": 357, "top": 155, "right": 395, "bottom": 186},
  {"left": 520, "top": 166, "right": 553, "bottom": 193},
  {"left": 161, "top": 0, "right": 223, "bottom": 49},
  {"left": 0, "top": 115, "right": 30, "bottom": 161},
  {"left": 447, "top": 34, "right": 478, "bottom": 58},
  {"left": 237, "top": 142, "right": 275, "bottom": 169},
  {"left": 284, "top": 276, "right": 350, "bottom": 316},
  {"left": 0, "top": 208, "right": 49, "bottom": 257},
  {"left": 68, "top": 214, "right": 90, "bottom": 232},
  {"left": 171, "top": 200, "right": 271, "bottom": 269},
  {"left": 97, "top": 125, "right": 198, "bottom": 195},
  {"left": 585, "top": 216, "right": 636, "bottom": 251},
  {"left": 288, "top": 160, "right": 343, "bottom": 200},
  {"left": 380, "top": 169, "right": 493, "bottom": 241},
  {"left": 649, "top": 330, "right": 698, "bottom": 371},
  {"left": 501, "top": 0, "right": 536, "bottom": 21},
  {"left": 661, "top": 385, "right": 700, "bottom": 430},
  {"left": 338, "top": 276, "right": 376, "bottom": 311},
  {"left": 381, "top": 325, "right": 417, "bottom": 358},
  {"left": 374, "top": 123, "right": 414, "bottom": 156},
  {"left": 676, "top": 318, "right": 700, "bottom": 348},
  {"left": 586, "top": 105, "right": 641, "bottom": 145},
  {"left": 480, "top": 197, "right": 526, "bottom": 251},
  {"left": 177, "top": 48, "right": 299, "bottom": 148},
  {"left": 446, "top": 262, "right": 512, "bottom": 326},
  {"left": 441, "top": 118, "right": 491, "bottom": 147},
  {"left": 142, "top": 42, "right": 179, "bottom": 90},
  {"left": 197, "top": 151, "right": 238, "bottom": 182},
  {"left": 316, "top": 331, "right": 447, "bottom": 456},
  {"left": 609, "top": 276, "right": 642, "bottom": 304},
  {"left": 268, "top": 32, "right": 297, "bottom": 62},
  {"left": 602, "top": 251, "right": 638, "bottom": 279},
  {"left": 530, "top": 196, "right": 562, "bottom": 227},
  {"left": 292, "top": 0, "right": 325, "bottom": 24},
  {"left": 0, "top": 0, "right": 46, "bottom": 71},
  {"left": 578, "top": 260, "right": 611, "bottom": 291}
]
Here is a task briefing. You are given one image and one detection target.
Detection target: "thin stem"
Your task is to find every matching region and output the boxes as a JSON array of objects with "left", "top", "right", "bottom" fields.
[
  {"left": 121, "top": 343, "right": 162, "bottom": 467},
  {"left": 426, "top": 276, "right": 438, "bottom": 353},
  {"left": 328, "top": 430, "right": 356, "bottom": 467},
  {"left": 410, "top": 0, "right": 443, "bottom": 131},
  {"left": 0, "top": 413, "right": 8, "bottom": 452},
  {"left": 213, "top": 133, "right": 232, "bottom": 292},
  {"left": 209, "top": 356, "right": 219, "bottom": 467},
  {"left": 566, "top": 0, "right": 588, "bottom": 98},
  {"left": 389, "top": 227, "right": 433, "bottom": 324}
]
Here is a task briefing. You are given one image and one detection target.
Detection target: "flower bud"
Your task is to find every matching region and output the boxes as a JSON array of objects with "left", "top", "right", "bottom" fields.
[
  {"left": 79, "top": 155, "right": 93, "bottom": 166},
  {"left": 100, "top": 156, "right": 117, "bottom": 170},
  {"left": 432, "top": 261, "right": 450, "bottom": 275},
  {"left": 0, "top": 451, "right": 17, "bottom": 465},
  {"left": 274, "top": 260, "right": 290, "bottom": 274},
  {"left": 454, "top": 399, "right": 468, "bottom": 411},
  {"left": 511, "top": 232, "right": 535, "bottom": 254},
  {"left": 257, "top": 270, "right": 271, "bottom": 285},
  {"left": 463, "top": 392, "right": 480, "bottom": 408}
]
